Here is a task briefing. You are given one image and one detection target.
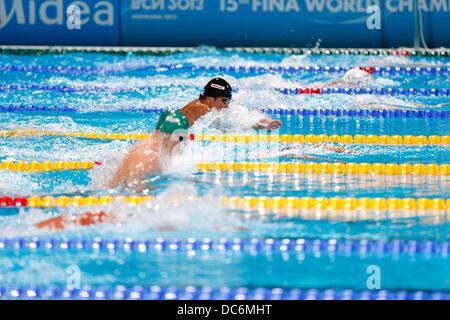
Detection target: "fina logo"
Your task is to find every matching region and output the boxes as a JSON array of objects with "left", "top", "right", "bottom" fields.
[{"left": 0, "top": 0, "right": 114, "bottom": 30}]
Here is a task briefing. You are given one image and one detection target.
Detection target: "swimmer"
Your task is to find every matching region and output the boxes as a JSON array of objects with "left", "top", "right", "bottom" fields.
[
  {"left": 108, "top": 77, "right": 282, "bottom": 192},
  {"left": 308, "top": 67, "right": 374, "bottom": 88},
  {"left": 35, "top": 211, "right": 112, "bottom": 230},
  {"left": 308, "top": 67, "right": 449, "bottom": 111},
  {"left": 35, "top": 78, "right": 281, "bottom": 231}
]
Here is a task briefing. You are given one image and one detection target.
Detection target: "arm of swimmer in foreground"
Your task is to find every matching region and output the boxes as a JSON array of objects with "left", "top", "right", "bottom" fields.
[{"left": 35, "top": 211, "right": 113, "bottom": 230}]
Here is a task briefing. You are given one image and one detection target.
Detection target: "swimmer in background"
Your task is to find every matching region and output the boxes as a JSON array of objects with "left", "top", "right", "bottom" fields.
[
  {"left": 307, "top": 67, "right": 375, "bottom": 88},
  {"left": 308, "top": 67, "right": 448, "bottom": 110}
]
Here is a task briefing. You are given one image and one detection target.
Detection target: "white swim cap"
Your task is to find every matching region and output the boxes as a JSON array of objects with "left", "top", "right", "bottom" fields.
[{"left": 342, "top": 67, "right": 373, "bottom": 86}]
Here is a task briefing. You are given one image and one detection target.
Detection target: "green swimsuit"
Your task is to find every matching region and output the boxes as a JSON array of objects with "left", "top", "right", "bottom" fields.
[{"left": 156, "top": 109, "right": 189, "bottom": 134}]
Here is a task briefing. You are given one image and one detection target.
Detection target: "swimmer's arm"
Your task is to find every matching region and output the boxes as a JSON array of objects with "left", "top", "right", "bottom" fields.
[
  {"left": 252, "top": 117, "right": 282, "bottom": 130},
  {"left": 313, "top": 144, "right": 357, "bottom": 155},
  {"left": 36, "top": 211, "right": 112, "bottom": 230}
]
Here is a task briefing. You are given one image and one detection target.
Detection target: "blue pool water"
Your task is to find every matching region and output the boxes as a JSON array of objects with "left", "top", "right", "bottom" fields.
[{"left": 0, "top": 47, "right": 449, "bottom": 299}]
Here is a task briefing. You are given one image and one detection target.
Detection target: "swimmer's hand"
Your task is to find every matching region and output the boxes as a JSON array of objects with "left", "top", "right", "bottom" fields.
[
  {"left": 254, "top": 118, "right": 282, "bottom": 130},
  {"left": 35, "top": 211, "right": 112, "bottom": 230}
]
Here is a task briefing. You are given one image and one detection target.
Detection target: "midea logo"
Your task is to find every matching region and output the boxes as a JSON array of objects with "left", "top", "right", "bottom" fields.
[{"left": 0, "top": 0, "right": 114, "bottom": 30}]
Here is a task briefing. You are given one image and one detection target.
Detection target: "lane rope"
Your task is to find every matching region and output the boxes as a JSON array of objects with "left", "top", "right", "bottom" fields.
[
  {"left": 2, "top": 160, "right": 448, "bottom": 176},
  {"left": 197, "top": 162, "right": 450, "bottom": 176},
  {"left": 227, "top": 47, "right": 450, "bottom": 57},
  {"left": 0, "top": 129, "right": 151, "bottom": 140},
  {"left": 2, "top": 104, "right": 450, "bottom": 119},
  {"left": 1, "top": 131, "right": 449, "bottom": 145},
  {"left": 1, "top": 64, "right": 448, "bottom": 75},
  {"left": 276, "top": 87, "right": 450, "bottom": 96},
  {"left": 190, "top": 133, "right": 450, "bottom": 145},
  {"left": 0, "top": 161, "right": 100, "bottom": 172},
  {"left": 0, "top": 237, "right": 448, "bottom": 257},
  {"left": 2, "top": 45, "right": 450, "bottom": 56},
  {"left": 2, "top": 83, "right": 450, "bottom": 97},
  {"left": 264, "top": 108, "right": 450, "bottom": 118},
  {"left": 0, "top": 284, "right": 447, "bottom": 300},
  {"left": 1, "top": 195, "right": 449, "bottom": 215}
]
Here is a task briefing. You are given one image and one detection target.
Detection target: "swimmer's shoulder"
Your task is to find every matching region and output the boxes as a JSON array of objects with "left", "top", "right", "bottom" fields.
[{"left": 180, "top": 99, "right": 211, "bottom": 124}]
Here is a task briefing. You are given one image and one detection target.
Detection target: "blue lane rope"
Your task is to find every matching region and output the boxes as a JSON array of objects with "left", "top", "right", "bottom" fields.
[
  {"left": 0, "top": 105, "right": 78, "bottom": 112},
  {"left": 276, "top": 87, "right": 450, "bottom": 96},
  {"left": 263, "top": 108, "right": 450, "bottom": 118},
  {"left": 0, "top": 285, "right": 447, "bottom": 300},
  {"left": 0, "top": 104, "right": 160, "bottom": 113},
  {"left": 1, "top": 64, "right": 449, "bottom": 75},
  {"left": 1, "top": 82, "right": 450, "bottom": 97},
  {"left": 0, "top": 237, "right": 448, "bottom": 257},
  {"left": 0, "top": 83, "right": 193, "bottom": 93},
  {"left": 1, "top": 104, "right": 449, "bottom": 118}
]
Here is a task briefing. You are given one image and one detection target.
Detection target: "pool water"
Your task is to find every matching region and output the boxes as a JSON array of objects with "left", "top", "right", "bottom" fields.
[{"left": 0, "top": 47, "right": 449, "bottom": 299}]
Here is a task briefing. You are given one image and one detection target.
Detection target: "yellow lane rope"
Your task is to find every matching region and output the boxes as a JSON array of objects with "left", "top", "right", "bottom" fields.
[
  {"left": 193, "top": 133, "right": 450, "bottom": 145},
  {"left": 18, "top": 195, "right": 450, "bottom": 211},
  {"left": 0, "top": 161, "right": 98, "bottom": 172},
  {"left": 196, "top": 162, "right": 450, "bottom": 176},
  {"left": 1, "top": 130, "right": 449, "bottom": 145},
  {"left": 2, "top": 195, "right": 447, "bottom": 221},
  {"left": 1, "top": 161, "right": 449, "bottom": 176},
  {"left": 0, "top": 129, "right": 150, "bottom": 140},
  {"left": 25, "top": 195, "right": 154, "bottom": 207}
]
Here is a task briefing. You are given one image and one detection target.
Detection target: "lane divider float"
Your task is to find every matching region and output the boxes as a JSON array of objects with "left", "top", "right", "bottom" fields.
[
  {"left": 0, "top": 195, "right": 153, "bottom": 208},
  {"left": 227, "top": 47, "right": 450, "bottom": 57},
  {"left": 276, "top": 87, "right": 450, "bottom": 96},
  {"left": 0, "top": 129, "right": 151, "bottom": 140},
  {"left": 0, "top": 237, "right": 448, "bottom": 258},
  {"left": 3, "top": 45, "right": 450, "bottom": 56},
  {"left": 2, "top": 105, "right": 450, "bottom": 119},
  {"left": 189, "top": 133, "right": 450, "bottom": 145},
  {"left": 0, "top": 284, "right": 447, "bottom": 300},
  {"left": 0, "top": 161, "right": 101, "bottom": 172},
  {"left": 1, "top": 161, "right": 447, "bottom": 177},
  {"left": 1, "top": 64, "right": 448, "bottom": 75},
  {"left": 1, "top": 131, "right": 449, "bottom": 145},
  {"left": 0, "top": 195, "right": 450, "bottom": 221},
  {"left": 196, "top": 162, "right": 450, "bottom": 176},
  {"left": 2, "top": 83, "right": 450, "bottom": 97},
  {"left": 0, "top": 104, "right": 161, "bottom": 113},
  {"left": 264, "top": 108, "right": 450, "bottom": 118}
]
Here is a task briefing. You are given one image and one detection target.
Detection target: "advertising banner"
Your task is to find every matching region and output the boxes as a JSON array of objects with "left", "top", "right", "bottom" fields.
[
  {"left": 0, "top": 0, "right": 448, "bottom": 47},
  {"left": 0, "top": 0, "right": 119, "bottom": 45},
  {"left": 120, "top": 0, "right": 450, "bottom": 47}
]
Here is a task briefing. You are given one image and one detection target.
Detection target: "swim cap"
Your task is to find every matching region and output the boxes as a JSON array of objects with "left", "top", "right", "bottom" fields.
[
  {"left": 203, "top": 77, "right": 232, "bottom": 99},
  {"left": 342, "top": 67, "right": 373, "bottom": 86}
]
